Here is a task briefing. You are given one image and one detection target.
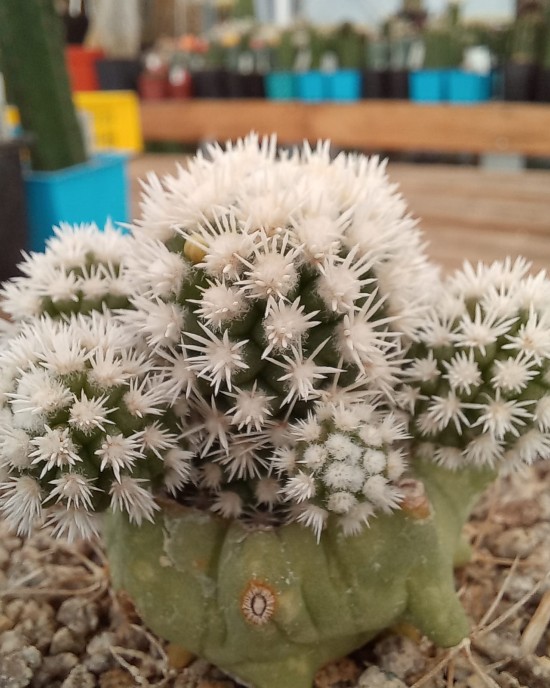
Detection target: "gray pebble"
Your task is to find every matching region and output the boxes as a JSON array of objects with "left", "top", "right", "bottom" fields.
[
  {"left": 489, "top": 526, "right": 544, "bottom": 559},
  {"left": 357, "top": 666, "right": 407, "bottom": 688},
  {"left": 0, "top": 630, "right": 26, "bottom": 655},
  {"left": 60, "top": 665, "right": 96, "bottom": 688},
  {"left": 57, "top": 599, "right": 98, "bottom": 638},
  {"left": 31, "top": 653, "right": 78, "bottom": 688},
  {"left": 83, "top": 633, "right": 116, "bottom": 674},
  {"left": 373, "top": 635, "right": 427, "bottom": 681},
  {"left": 0, "top": 646, "right": 41, "bottom": 688},
  {"left": 50, "top": 628, "right": 85, "bottom": 656}
]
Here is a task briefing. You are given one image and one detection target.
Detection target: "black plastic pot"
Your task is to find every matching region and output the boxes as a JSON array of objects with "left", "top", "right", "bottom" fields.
[
  {"left": 503, "top": 63, "right": 538, "bottom": 101},
  {"left": 243, "top": 73, "right": 265, "bottom": 98},
  {"left": 536, "top": 68, "right": 550, "bottom": 102},
  {"left": 0, "top": 140, "right": 28, "bottom": 282},
  {"left": 96, "top": 59, "right": 142, "bottom": 91},
  {"left": 361, "top": 69, "right": 389, "bottom": 99},
  {"left": 387, "top": 69, "right": 409, "bottom": 99},
  {"left": 225, "top": 72, "right": 265, "bottom": 98},
  {"left": 192, "top": 69, "right": 229, "bottom": 98}
]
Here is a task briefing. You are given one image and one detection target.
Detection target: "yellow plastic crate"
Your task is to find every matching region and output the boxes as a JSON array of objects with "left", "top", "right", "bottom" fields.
[
  {"left": 5, "top": 90, "right": 143, "bottom": 154},
  {"left": 74, "top": 91, "right": 143, "bottom": 153}
]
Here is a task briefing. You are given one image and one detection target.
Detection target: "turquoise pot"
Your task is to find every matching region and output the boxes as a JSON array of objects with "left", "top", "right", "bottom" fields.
[
  {"left": 24, "top": 153, "right": 129, "bottom": 252},
  {"left": 265, "top": 72, "right": 296, "bottom": 101},
  {"left": 328, "top": 69, "right": 361, "bottom": 102},
  {"left": 448, "top": 70, "right": 491, "bottom": 103},
  {"left": 296, "top": 71, "right": 328, "bottom": 102},
  {"left": 409, "top": 69, "right": 450, "bottom": 103}
]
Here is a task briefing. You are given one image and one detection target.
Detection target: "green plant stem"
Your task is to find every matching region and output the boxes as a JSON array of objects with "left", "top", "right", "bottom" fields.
[
  {"left": 105, "top": 462, "right": 496, "bottom": 688},
  {"left": 0, "top": 0, "right": 87, "bottom": 170}
]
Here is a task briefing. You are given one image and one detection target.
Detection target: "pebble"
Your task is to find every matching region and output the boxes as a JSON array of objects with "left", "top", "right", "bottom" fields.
[
  {"left": 50, "top": 627, "right": 86, "bottom": 656},
  {"left": 31, "top": 653, "right": 79, "bottom": 688},
  {"left": 0, "top": 646, "right": 41, "bottom": 688},
  {"left": 357, "top": 666, "right": 407, "bottom": 688},
  {"left": 57, "top": 598, "right": 98, "bottom": 637},
  {"left": 373, "top": 635, "right": 427, "bottom": 681},
  {"left": 488, "top": 526, "right": 544, "bottom": 559},
  {"left": 0, "top": 545, "right": 10, "bottom": 569},
  {"left": 16, "top": 602, "right": 56, "bottom": 652},
  {"left": 495, "top": 499, "right": 542, "bottom": 528},
  {"left": 60, "top": 665, "right": 97, "bottom": 688},
  {"left": 497, "top": 673, "right": 524, "bottom": 688},
  {"left": 315, "top": 656, "right": 361, "bottom": 686},
  {"left": 5, "top": 600, "right": 26, "bottom": 624},
  {"left": 0, "top": 630, "right": 26, "bottom": 655},
  {"left": 98, "top": 668, "right": 135, "bottom": 688},
  {"left": 3, "top": 536, "right": 22, "bottom": 553},
  {"left": 0, "top": 614, "right": 14, "bottom": 633},
  {"left": 83, "top": 633, "right": 116, "bottom": 675}
]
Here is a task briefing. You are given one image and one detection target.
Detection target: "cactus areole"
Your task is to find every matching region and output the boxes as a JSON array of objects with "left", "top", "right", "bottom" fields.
[{"left": 0, "top": 136, "right": 549, "bottom": 688}]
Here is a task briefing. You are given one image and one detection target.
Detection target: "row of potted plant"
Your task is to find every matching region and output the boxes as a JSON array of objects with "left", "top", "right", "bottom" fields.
[{"left": 134, "top": 7, "right": 550, "bottom": 104}]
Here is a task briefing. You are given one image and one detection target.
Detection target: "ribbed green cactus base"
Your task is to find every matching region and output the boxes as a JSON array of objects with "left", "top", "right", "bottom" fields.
[{"left": 105, "top": 463, "right": 495, "bottom": 688}]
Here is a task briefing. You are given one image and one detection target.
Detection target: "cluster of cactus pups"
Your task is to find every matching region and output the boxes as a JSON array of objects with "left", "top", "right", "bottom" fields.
[{"left": 0, "top": 135, "right": 548, "bottom": 688}]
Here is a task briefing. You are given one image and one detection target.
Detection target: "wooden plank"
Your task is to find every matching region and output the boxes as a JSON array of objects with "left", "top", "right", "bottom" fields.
[{"left": 140, "top": 100, "right": 550, "bottom": 156}]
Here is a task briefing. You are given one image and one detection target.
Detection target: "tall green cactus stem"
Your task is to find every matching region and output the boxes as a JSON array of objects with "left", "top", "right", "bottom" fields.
[
  {"left": 106, "top": 461, "right": 494, "bottom": 688},
  {"left": 332, "top": 24, "right": 365, "bottom": 70},
  {"left": 0, "top": 0, "right": 87, "bottom": 171},
  {"left": 272, "top": 30, "right": 297, "bottom": 71},
  {"left": 422, "top": 27, "right": 463, "bottom": 69},
  {"left": 508, "top": 10, "right": 544, "bottom": 65}
]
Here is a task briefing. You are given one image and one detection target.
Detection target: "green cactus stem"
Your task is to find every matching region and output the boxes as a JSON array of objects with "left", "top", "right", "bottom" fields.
[
  {"left": 508, "top": 10, "right": 544, "bottom": 65},
  {"left": 331, "top": 23, "right": 365, "bottom": 70},
  {"left": 106, "top": 461, "right": 494, "bottom": 688},
  {"left": 0, "top": 0, "right": 87, "bottom": 171}
]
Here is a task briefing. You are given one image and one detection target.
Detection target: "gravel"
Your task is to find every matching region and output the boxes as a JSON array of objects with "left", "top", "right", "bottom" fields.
[{"left": 0, "top": 463, "right": 548, "bottom": 688}]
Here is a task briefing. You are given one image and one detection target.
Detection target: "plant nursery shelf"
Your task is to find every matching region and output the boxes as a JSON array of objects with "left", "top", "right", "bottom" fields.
[{"left": 140, "top": 100, "right": 550, "bottom": 157}]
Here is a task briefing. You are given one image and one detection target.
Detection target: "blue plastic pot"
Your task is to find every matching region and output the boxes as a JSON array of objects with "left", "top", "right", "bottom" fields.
[
  {"left": 409, "top": 69, "right": 449, "bottom": 103},
  {"left": 296, "top": 71, "right": 328, "bottom": 102},
  {"left": 328, "top": 69, "right": 361, "bottom": 102},
  {"left": 265, "top": 72, "right": 296, "bottom": 100},
  {"left": 448, "top": 70, "right": 491, "bottom": 103},
  {"left": 24, "top": 153, "right": 129, "bottom": 253}
]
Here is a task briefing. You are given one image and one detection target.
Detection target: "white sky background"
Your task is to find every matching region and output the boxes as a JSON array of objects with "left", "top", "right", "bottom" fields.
[{"left": 264, "top": 0, "right": 516, "bottom": 25}]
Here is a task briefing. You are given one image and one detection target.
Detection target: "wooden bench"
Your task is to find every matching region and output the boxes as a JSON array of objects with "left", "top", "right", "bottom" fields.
[{"left": 140, "top": 100, "right": 550, "bottom": 157}]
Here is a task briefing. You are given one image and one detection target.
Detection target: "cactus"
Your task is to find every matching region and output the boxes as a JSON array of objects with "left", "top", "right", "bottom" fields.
[
  {"left": 272, "top": 29, "right": 297, "bottom": 72},
  {"left": 0, "top": 136, "right": 549, "bottom": 688},
  {"left": 331, "top": 23, "right": 365, "bottom": 70},
  {"left": 0, "top": 0, "right": 87, "bottom": 171},
  {"left": 508, "top": 9, "right": 544, "bottom": 65},
  {"left": 422, "top": 27, "right": 464, "bottom": 68},
  {"left": 401, "top": 258, "right": 550, "bottom": 473}
]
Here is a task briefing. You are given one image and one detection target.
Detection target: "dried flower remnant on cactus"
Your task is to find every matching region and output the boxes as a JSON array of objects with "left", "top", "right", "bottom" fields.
[{"left": 402, "top": 258, "right": 550, "bottom": 472}]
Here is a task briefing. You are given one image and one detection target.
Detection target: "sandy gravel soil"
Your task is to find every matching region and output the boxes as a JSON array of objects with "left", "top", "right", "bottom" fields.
[{"left": 0, "top": 464, "right": 549, "bottom": 688}]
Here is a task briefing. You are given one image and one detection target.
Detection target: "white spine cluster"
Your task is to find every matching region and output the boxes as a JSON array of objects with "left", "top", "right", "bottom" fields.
[
  {"left": 403, "top": 259, "right": 550, "bottom": 472},
  {"left": 0, "top": 315, "right": 191, "bottom": 539},
  {"left": 10, "top": 136, "right": 544, "bottom": 542},
  {"left": 0, "top": 222, "right": 133, "bottom": 320},
  {"left": 282, "top": 403, "right": 408, "bottom": 539}
]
